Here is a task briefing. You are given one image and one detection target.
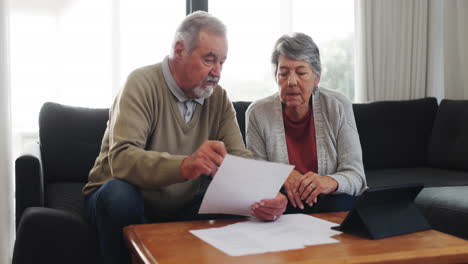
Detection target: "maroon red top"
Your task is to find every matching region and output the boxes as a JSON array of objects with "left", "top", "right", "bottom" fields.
[{"left": 283, "top": 107, "right": 318, "bottom": 174}]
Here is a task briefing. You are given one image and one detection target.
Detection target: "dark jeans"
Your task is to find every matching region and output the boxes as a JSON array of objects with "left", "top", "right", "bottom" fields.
[
  {"left": 84, "top": 178, "right": 146, "bottom": 264},
  {"left": 84, "top": 178, "right": 241, "bottom": 264}
]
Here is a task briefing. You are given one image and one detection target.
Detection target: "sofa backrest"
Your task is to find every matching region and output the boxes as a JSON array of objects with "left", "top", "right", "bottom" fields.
[
  {"left": 39, "top": 102, "right": 109, "bottom": 182},
  {"left": 428, "top": 99, "right": 468, "bottom": 171},
  {"left": 232, "top": 101, "right": 251, "bottom": 143},
  {"left": 352, "top": 98, "right": 438, "bottom": 170},
  {"left": 39, "top": 102, "right": 251, "bottom": 183},
  {"left": 39, "top": 97, "right": 444, "bottom": 183}
]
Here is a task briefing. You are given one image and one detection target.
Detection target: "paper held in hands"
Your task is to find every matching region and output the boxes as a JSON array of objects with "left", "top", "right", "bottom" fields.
[{"left": 198, "top": 154, "right": 294, "bottom": 216}]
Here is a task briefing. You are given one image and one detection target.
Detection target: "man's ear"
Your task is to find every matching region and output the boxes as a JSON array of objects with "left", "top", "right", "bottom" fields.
[{"left": 174, "top": 40, "right": 185, "bottom": 60}]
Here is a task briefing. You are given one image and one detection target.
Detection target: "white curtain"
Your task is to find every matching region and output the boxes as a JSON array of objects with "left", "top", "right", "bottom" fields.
[
  {"left": 355, "top": 0, "right": 429, "bottom": 102},
  {"left": 427, "top": 0, "right": 468, "bottom": 101},
  {"left": 0, "top": 0, "right": 14, "bottom": 262},
  {"left": 356, "top": 0, "right": 468, "bottom": 102}
]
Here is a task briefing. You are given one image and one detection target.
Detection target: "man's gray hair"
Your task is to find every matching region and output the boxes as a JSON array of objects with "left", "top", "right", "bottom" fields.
[
  {"left": 271, "top": 32, "right": 321, "bottom": 75},
  {"left": 172, "top": 11, "right": 226, "bottom": 55}
]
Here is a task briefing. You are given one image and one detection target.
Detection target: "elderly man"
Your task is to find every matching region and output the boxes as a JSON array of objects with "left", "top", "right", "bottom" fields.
[{"left": 82, "top": 11, "right": 286, "bottom": 264}]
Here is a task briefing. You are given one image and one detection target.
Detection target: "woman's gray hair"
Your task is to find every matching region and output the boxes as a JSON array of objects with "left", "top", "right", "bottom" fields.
[
  {"left": 172, "top": 11, "right": 226, "bottom": 55},
  {"left": 271, "top": 32, "right": 321, "bottom": 75}
]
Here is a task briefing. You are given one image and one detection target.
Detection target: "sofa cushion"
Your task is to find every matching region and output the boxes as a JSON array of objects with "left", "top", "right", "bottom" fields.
[
  {"left": 45, "top": 182, "right": 86, "bottom": 217},
  {"left": 39, "top": 102, "right": 109, "bottom": 182},
  {"left": 365, "top": 167, "right": 468, "bottom": 188},
  {"left": 428, "top": 99, "right": 468, "bottom": 171},
  {"left": 353, "top": 98, "right": 438, "bottom": 169},
  {"left": 415, "top": 186, "right": 468, "bottom": 239}
]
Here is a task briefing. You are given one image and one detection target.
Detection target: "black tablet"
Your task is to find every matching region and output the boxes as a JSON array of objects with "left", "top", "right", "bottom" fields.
[{"left": 331, "top": 183, "right": 430, "bottom": 239}]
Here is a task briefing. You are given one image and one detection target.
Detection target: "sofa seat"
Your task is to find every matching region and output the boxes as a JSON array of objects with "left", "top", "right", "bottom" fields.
[
  {"left": 45, "top": 182, "right": 86, "bottom": 217},
  {"left": 416, "top": 186, "right": 468, "bottom": 239},
  {"left": 366, "top": 167, "right": 468, "bottom": 188}
]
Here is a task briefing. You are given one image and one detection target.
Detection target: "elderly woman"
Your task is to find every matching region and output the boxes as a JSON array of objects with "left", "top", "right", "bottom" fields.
[{"left": 248, "top": 33, "right": 366, "bottom": 220}]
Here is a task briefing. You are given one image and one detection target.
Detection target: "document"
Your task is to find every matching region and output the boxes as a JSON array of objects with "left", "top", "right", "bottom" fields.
[
  {"left": 190, "top": 214, "right": 341, "bottom": 256},
  {"left": 198, "top": 154, "right": 294, "bottom": 216}
]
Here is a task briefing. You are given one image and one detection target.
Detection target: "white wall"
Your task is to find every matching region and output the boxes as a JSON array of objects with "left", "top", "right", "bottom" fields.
[{"left": 0, "top": 0, "right": 14, "bottom": 262}]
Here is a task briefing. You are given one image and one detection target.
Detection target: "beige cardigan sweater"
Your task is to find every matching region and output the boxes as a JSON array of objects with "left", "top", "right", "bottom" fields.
[
  {"left": 83, "top": 62, "right": 251, "bottom": 215},
  {"left": 246, "top": 88, "right": 367, "bottom": 196}
]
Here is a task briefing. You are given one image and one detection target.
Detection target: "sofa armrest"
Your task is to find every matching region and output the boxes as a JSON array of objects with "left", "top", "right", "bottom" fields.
[
  {"left": 13, "top": 207, "right": 101, "bottom": 264},
  {"left": 15, "top": 141, "right": 44, "bottom": 227}
]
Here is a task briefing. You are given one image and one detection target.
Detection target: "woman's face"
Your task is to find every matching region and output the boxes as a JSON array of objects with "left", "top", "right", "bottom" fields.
[{"left": 277, "top": 54, "right": 320, "bottom": 109}]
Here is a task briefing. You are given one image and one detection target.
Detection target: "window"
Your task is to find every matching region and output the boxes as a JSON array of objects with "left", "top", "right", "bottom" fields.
[
  {"left": 292, "top": 0, "right": 355, "bottom": 101},
  {"left": 211, "top": 0, "right": 355, "bottom": 101},
  {"left": 119, "top": 0, "right": 185, "bottom": 86},
  {"left": 10, "top": 0, "right": 184, "bottom": 158},
  {"left": 11, "top": 0, "right": 114, "bottom": 134},
  {"left": 210, "top": 0, "right": 281, "bottom": 101},
  {"left": 10, "top": 0, "right": 354, "bottom": 158}
]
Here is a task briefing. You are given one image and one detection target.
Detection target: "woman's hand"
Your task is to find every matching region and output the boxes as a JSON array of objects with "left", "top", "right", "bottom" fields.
[
  {"left": 250, "top": 193, "right": 287, "bottom": 221},
  {"left": 283, "top": 170, "right": 305, "bottom": 209},
  {"left": 297, "top": 172, "right": 338, "bottom": 207}
]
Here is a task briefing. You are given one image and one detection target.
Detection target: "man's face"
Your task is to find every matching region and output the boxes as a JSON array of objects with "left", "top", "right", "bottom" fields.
[{"left": 179, "top": 30, "right": 228, "bottom": 99}]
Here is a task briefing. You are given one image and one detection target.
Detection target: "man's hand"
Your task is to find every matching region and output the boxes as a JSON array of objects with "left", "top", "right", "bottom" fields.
[
  {"left": 283, "top": 170, "right": 305, "bottom": 209},
  {"left": 250, "top": 193, "right": 287, "bottom": 221},
  {"left": 180, "top": 141, "right": 227, "bottom": 180},
  {"left": 297, "top": 172, "right": 338, "bottom": 207}
]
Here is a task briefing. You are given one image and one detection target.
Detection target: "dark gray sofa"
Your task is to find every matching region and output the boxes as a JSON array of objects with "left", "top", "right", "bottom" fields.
[
  {"left": 352, "top": 98, "right": 468, "bottom": 240},
  {"left": 13, "top": 98, "right": 468, "bottom": 264}
]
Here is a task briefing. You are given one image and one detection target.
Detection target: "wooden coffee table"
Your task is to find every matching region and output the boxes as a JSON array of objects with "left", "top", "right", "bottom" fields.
[{"left": 124, "top": 212, "right": 468, "bottom": 264}]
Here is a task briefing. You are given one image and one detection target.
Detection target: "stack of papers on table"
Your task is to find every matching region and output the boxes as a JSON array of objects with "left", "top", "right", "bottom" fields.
[{"left": 190, "top": 214, "right": 342, "bottom": 256}]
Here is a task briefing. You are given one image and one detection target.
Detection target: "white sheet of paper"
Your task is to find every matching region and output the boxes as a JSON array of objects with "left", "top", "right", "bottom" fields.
[
  {"left": 190, "top": 214, "right": 341, "bottom": 256},
  {"left": 198, "top": 154, "right": 294, "bottom": 216}
]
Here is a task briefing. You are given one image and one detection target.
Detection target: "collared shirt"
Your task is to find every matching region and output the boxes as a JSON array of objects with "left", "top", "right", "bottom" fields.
[{"left": 162, "top": 56, "right": 204, "bottom": 123}]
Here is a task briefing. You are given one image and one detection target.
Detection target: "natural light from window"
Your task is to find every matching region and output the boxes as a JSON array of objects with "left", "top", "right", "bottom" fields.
[
  {"left": 10, "top": 0, "right": 354, "bottom": 158},
  {"left": 10, "top": 0, "right": 184, "bottom": 133},
  {"left": 10, "top": 0, "right": 184, "bottom": 158},
  {"left": 211, "top": 0, "right": 355, "bottom": 102}
]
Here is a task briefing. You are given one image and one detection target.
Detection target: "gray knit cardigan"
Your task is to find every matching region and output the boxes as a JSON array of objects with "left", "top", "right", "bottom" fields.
[{"left": 245, "top": 87, "right": 367, "bottom": 195}]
